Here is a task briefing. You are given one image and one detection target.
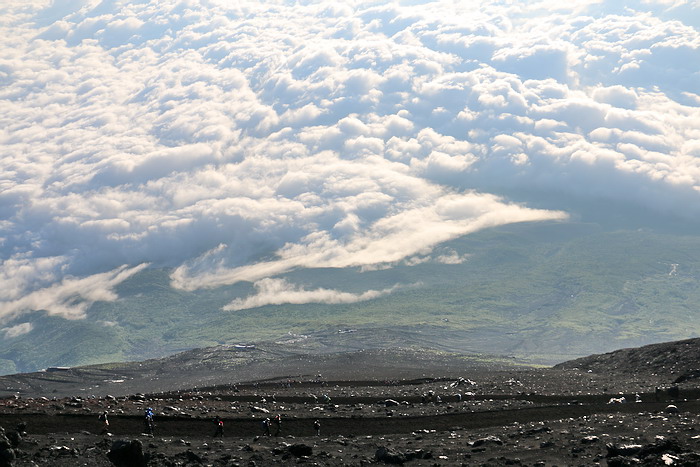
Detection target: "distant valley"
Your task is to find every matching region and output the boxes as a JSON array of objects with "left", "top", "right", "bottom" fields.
[{"left": 3, "top": 213, "right": 700, "bottom": 375}]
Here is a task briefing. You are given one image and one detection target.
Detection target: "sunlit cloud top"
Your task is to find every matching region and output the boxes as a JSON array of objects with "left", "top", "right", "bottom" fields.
[{"left": 1, "top": 0, "right": 699, "bottom": 323}]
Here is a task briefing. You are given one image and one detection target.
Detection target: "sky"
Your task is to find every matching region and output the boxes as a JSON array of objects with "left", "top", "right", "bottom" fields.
[{"left": 1, "top": 0, "right": 700, "bottom": 337}]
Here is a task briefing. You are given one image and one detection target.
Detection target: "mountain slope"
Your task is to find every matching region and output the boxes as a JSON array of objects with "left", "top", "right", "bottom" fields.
[
  {"left": 0, "top": 333, "right": 526, "bottom": 398},
  {"left": 2, "top": 219, "right": 700, "bottom": 374},
  {"left": 555, "top": 337, "right": 700, "bottom": 381}
]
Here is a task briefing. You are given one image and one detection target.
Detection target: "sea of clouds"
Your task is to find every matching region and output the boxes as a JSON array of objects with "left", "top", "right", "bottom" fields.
[{"left": 1, "top": 0, "right": 699, "bottom": 336}]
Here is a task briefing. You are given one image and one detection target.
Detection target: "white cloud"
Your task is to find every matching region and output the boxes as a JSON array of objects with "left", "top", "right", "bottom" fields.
[
  {"left": 1, "top": 0, "right": 700, "bottom": 325},
  {"left": 1, "top": 322, "right": 33, "bottom": 339},
  {"left": 223, "top": 278, "right": 403, "bottom": 311},
  {"left": 171, "top": 189, "right": 567, "bottom": 291},
  {"left": 0, "top": 264, "right": 147, "bottom": 325},
  {"left": 435, "top": 250, "right": 470, "bottom": 265},
  {"left": 592, "top": 85, "right": 639, "bottom": 109}
]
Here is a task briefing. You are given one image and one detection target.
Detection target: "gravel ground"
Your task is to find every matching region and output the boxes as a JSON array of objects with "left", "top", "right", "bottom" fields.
[{"left": 2, "top": 363, "right": 700, "bottom": 466}]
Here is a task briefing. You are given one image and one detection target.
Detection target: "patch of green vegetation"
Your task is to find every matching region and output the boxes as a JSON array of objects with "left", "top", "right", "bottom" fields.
[{"left": 0, "top": 359, "right": 16, "bottom": 375}]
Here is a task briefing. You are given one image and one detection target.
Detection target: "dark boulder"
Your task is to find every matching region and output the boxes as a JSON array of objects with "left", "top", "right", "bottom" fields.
[
  {"left": 639, "top": 437, "right": 684, "bottom": 457},
  {"left": 0, "top": 428, "right": 15, "bottom": 467},
  {"left": 606, "top": 443, "right": 642, "bottom": 457},
  {"left": 0, "top": 449, "right": 15, "bottom": 467},
  {"left": 4, "top": 432, "right": 20, "bottom": 449},
  {"left": 107, "top": 439, "right": 147, "bottom": 467},
  {"left": 288, "top": 443, "right": 313, "bottom": 457},
  {"left": 375, "top": 446, "right": 406, "bottom": 464},
  {"left": 405, "top": 449, "right": 432, "bottom": 461}
]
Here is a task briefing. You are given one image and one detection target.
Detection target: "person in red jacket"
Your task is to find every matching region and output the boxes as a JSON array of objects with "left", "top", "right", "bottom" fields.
[{"left": 213, "top": 417, "right": 224, "bottom": 437}]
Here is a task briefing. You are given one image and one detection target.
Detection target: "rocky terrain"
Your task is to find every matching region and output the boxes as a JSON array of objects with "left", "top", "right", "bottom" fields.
[{"left": 2, "top": 338, "right": 700, "bottom": 466}]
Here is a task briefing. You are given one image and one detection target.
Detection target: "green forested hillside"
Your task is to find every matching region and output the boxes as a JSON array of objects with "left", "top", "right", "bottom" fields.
[{"left": 2, "top": 220, "right": 700, "bottom": 374}]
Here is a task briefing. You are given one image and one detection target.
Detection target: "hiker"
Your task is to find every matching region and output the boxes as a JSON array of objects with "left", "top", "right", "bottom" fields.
[
  {"left": 98, "top": 411, "right": 109, "bottom": 434},
  {"left": 314, "top": 419, "right": 321, "bottom": 436},
  {"left": 213, "top": 417, "right": 224, "bottom": 437},
  {"left": 144, "top": 407, "right": 155, "bottom": 435},
  {"left": 273, "top": 414, "right": 282, "bottom": 436},
  {"left": 262, "top": 417, "right": 271, "bottom": 436}
]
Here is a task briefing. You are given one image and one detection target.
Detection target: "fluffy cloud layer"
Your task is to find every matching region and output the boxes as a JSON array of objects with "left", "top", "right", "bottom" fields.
[
  {"left": 223, "top": 278, "right": 407, "bottom": 311},
  {"left": 1, "top": 0, "right": 699, "bottom": 324}
]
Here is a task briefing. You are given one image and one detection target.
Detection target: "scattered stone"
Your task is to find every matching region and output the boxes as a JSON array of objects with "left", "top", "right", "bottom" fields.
[
  {"left": 661, "top": 453, "right": 679, "bottom": 465},
  {"left": 375, "top": 446, "right": 406, "bottom": 464},
  {"left": 450, "top": 378, "right": 476, "bottom": 388},
  {"left": 405, "top": 449, "right": 432, "bottom": 461},
  {"left": 608, "top": 397, "right": 627, "bottom": 404},
  {"left": 524, "top": 426, "right": 551, "bottom": 436},
  {"left": 639, "top": 437, "right": 684, "bottom": 457},
  {"left": 49, "top": 445, "right": 77, "bottom": 457},
  {"left": 472, "top": 436, "right": 504, "bottom": 447},
  {"left": 606, "top": 443, "right": 643, "bottom": 457},
  {"left": 175, "top": 449, "right": 203, "bottom": 464},
  {"left": 677, "top": 452, "right": 700, "bottom": 464},
  {"left": 607, "top": 455, "right": 641, "bottom": 467}
]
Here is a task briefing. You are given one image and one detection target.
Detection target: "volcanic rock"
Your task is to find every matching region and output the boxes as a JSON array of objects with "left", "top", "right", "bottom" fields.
[
  {"left": 606, "top": 443, "right": 643, "bottom": 457},
  {"left": 472, "top": 436, "right": 504, "bottom": 447},
  {"left": 288, "top": 443, "right": 313, "bottom": 457},
  {"left": 0, "top": 428, "right": 15, "bottom": 467},
  {"left": 175, "top": 449, "right": 203, "bottom": 464},
  {"left": 376, "top": 446, "right": 406, "bottom": 464},
  {"left": 107, "top": 439, "right": 147, "bottom": 467}
]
